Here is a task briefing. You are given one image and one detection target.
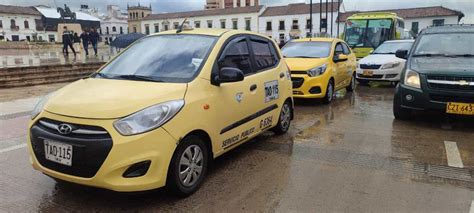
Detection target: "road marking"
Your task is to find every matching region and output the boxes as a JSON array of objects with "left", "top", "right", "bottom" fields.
[
  {"left": 444, "top": 141, "right": 464, "bottom": 168},
  {"left": 470, "top": 200, "right": 474, "bottom": 213},
  {"left": 0, "top": 144, "right": 27, "bottom": 153}
]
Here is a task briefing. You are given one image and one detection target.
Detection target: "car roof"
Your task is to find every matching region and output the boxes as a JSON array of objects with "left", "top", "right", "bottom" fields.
[
  {"left": 421, "top": 24, "right": 474, "bottom": 35},
  {"left": 291, "top": 37, "right": 340, "bottom": 43}
]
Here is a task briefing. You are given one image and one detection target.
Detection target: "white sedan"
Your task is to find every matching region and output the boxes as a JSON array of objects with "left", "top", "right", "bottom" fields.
[{"left": 356, "top": 40, "right": 414, "bottom": 84}]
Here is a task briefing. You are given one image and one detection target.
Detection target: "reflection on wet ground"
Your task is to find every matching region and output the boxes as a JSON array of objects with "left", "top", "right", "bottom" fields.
[
  {"left": 1, "top": 84, "right": 473, "bottom": 212},
  {"left": 0, "top": 47, "right": 118, "bottom": 68}
]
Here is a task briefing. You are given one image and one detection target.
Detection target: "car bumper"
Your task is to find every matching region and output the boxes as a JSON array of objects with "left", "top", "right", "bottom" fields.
[
  {"left": 28, "top": 111, "right": 177, "bottom": 192},
  {"left": 291, "top": 74, "right": 329, "bottom": 99},
  {"left": 356, "top": 67, "right": 401, "bottom": 81}
]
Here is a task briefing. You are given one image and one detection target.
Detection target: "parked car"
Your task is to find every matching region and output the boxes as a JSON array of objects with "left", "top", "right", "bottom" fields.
[
  {"left": 281, "top": 38, "right": 357, "bottom": 104},
  {"left": 393, "top": 25, "right": 474, "bottom": 119},
  {"left": 27, "top": 28, "right": 294, "bottom": 196},
  {"left": 356, "top": 40, "right": 414, "bottom": 85}
]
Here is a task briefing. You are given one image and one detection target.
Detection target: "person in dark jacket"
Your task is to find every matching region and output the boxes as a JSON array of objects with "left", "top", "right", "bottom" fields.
[
  {"left": 80, "top": 30, "right": 90, "bottom": 56},
  {"left": 89, "top": 27, "right": 100, "bottom": 56},
  {"left": 62, "top": 26, "right": 76, "bottom": 57}
]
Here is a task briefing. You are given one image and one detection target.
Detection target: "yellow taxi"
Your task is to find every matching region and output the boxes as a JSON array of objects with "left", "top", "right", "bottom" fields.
[
  {"left": 281, "top": 38, "right": 357, "bottom": 103},
  {"left": 27, "top": 28, "right": 293, "bottom": 196}
]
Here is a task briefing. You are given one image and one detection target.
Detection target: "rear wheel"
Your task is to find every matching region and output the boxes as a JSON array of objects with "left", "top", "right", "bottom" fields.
[
  {"left": 346, "top": 73, "right": 356, "bottom": 92},
  {"left": 167, "top": 135, "right": 209, "bottom": 197},
  {"left": 272, "top": 100, "right": 292, "bottom": 135},
  {"left": 393, "top": 97, "right": 411, "bottom": 120},
  {"left": 323, "top": 80, "right": 335, "bottom": 104}
]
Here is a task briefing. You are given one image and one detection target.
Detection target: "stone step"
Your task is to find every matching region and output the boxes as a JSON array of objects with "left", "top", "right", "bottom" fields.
[
  {"left": 0, "top": 67, "right": 99, "bottom": 79},
  {"left": 0, "top": 70, "right": 94, "bottom": 83},
  {"left": 0, "top": 74, "right": 90, "bottom": 88}
]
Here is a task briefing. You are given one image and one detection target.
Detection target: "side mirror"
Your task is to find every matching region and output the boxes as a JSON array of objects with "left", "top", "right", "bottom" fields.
[
  {"left": 395, "top": 49, "right": 408, "bottom": 59},
  {"left": 217, "top": 67, "right": 244, "bottom": 84},
  {"left": 334, "top": 54, "right": 348, "bottom": 62}
]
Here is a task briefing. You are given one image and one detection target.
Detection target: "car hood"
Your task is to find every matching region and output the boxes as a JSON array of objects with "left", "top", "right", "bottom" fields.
[
  {"left": 410, "top": 57, "right": 474, "bottom": 75},
  {"left": 44, "top": 78, "right": 187, "bottom": 119},
  {"left": 359, "top": 54, "right": 405, "bottom": 65},
  {"left": 284, "top": 58, "right": 328, "bottom": 71}
]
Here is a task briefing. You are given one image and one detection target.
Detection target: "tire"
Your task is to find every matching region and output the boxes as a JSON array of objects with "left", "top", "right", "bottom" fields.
[
  {"left": 346, "top": 73, "right": 356, "bottom": 92},
  {"left": 393, "top": 97, "right": 411, "bottom": 120},
  {"left": 272, "top": 100, "right": 292, "bottom": 135},
  {"left": 323, "top": 80, "right": 335, "bottom": 104},
  {"left": 357, "top": 79, "right": 369, "bottom": 86},
  {"left": 167, "top": 135, "right": 209, "bottom": 197}
]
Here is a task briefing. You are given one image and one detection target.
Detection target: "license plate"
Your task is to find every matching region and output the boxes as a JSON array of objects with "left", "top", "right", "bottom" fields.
[
  {"left": 44, "top": 140, "right": 73, "bottom": 166},
  {"left": 446, "top": 102, "right": 474, "bottom": 115},
  {"left": 362, "top": 70, "right": 373, "bottom": 76}
]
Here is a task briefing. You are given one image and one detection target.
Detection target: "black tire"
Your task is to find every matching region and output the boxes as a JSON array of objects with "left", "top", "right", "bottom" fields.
[
  {"left": 393, "top": 97, "right": 411, "bottom": 120},
  {"left": 271, "top": 100, "right": 292, "bottom": 135},
  {"left": 323, "top": 80, "right": 335, "bottom": 104},
  {"left": 357, "top": 79, "right": 370, "bottom": 86},
  {"left": 346, "top": 73, "right": 356, "bottom": 92},
  {"left": 167, "top": 135, "right": 209, "bottom": 197}
]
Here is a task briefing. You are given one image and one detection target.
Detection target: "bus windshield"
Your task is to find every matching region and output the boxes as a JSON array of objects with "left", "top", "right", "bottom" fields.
[{"left": 345, "top": 19, "right": 393, "bottom": 48}]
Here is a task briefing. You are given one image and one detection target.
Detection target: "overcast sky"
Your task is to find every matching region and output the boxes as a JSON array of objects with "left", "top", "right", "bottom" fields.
[{"left": 0, "top": 0, "right": 472, "bottom": 22}]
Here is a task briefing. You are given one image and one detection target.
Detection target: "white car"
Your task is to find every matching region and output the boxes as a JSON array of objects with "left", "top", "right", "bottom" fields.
[{"left": 356, "top": 40, "right": 414, "bottom": 84}]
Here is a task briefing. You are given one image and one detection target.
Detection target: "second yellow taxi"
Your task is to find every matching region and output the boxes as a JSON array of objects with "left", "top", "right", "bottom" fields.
[{"left": 282, "top": 38, "right": 357, "bottom": 103}]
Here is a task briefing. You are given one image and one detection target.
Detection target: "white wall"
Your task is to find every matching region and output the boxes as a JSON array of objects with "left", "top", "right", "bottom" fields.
[
  {"left": 404, "top": 16, "right": 459, "bottom": 35},
  {"left": 0, "top": 13, "right": 42, "bottom": 41},
  {"left": 101, "top": 18, "right": 128, "bottom": 43}
]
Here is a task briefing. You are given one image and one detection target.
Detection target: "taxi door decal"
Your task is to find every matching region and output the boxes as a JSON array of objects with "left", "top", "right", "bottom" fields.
[{"left": 220, "top": 104, "right": 278, "bottom": 134}]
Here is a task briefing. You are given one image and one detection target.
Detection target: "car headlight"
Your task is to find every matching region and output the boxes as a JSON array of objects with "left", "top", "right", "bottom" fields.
[
  {"left": 404, "top": 69, "right": 421, "bottom": 89},
  {"left": 31, "top": 93, "right": 53, "bottom": 120},
  {"left": 381, "top": 62, "right": 401, "bottom": 69},
  {"left": 307, "top": 64, "right": 327, "bottom": 77},
  {"left": 114, "top": 100, "right": 185, "bottom": 136}
]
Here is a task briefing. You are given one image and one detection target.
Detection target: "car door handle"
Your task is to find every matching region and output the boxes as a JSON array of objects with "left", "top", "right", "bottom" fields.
[
  {"left": 280, "top": 72, "right": 285, "bottom": 78},
  {"left": 250, "top": 84, "right": 257, "bottom": 91}
]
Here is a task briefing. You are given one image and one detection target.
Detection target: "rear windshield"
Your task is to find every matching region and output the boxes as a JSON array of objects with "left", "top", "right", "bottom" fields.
[
  {"left": 373, "top": 41, "right": 413, "bottom": 54},
  {"left": 413, "top": 33, "right": 474, "bottom": 56},
  {"left": 282, "top": 41, "right": 332, "bottom": 58}
]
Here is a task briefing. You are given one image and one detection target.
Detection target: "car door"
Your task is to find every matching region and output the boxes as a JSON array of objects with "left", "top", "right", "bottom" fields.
[
  {"left": 333, "top": 42, "right": 347, "bottom": 89},
  {"left": 342, "top": 42, "right": 356, "bottom": 84}
]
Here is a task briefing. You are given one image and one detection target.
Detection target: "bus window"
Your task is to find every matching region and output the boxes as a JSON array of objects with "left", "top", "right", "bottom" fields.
[{"left": 345, "top": 19, "right": 393, "bottom": 49}]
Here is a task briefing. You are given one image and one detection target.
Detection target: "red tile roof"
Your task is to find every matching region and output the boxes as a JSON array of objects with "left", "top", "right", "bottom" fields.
[
  {"left": 260, "top": 2, "right": 339, "bottom": 17},
  {"left": 143, "top": 5, "right": 263, "bottom": 20},
  {"left": 336, "top": 6, "right": 464, "bottom": 22},
  {"left": 0, "top": 4, "right": 41, "bottom": 16}
]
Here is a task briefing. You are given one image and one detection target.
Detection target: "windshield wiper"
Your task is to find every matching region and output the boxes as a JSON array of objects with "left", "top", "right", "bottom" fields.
[
  {"left": 452, "top": 54, "right": 474, "bottom": 57},
  {"left": 412, "top": 53, "right": 457, "bottom": 58},
  {"left": 94, "top": 72, "right": 110, "bottom": 79},
  {"left": 115, "top": 75, "right": 163, "bottom": 82}
]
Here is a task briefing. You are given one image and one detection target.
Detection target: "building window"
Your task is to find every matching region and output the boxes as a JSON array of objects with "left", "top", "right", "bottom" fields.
[
  {"left": 433, "top": 19, "right": 444, "bottom": 26},
  {"left": 232, "top": 19, "right": 238, "bottom": 29},
  {"left": 112, "top": 26, "right": 116, "bottom": 32},
  {"left": 173, "top": 22, "right": 179, "bottom": 29},
  {"left": 279, "top": 33, "right": 285, "bottom": 42},
  {"left": 142, "top": 12, "right": 144, "bottom": 18},
  {"left": 266, "top": 21, "right": 272, "bottom": 31},
  {"left": 48, "top": 34, "right": 55, "bottom": 42},
  {"left": 106, "top": 26, "right": 109, "bottom": 34},
  {"left": 220, "top": 19, "right": 226, "bottom": 29},
  {"left": 245, "top": 18, "right": 251, "bottom": 31},
  {"left": 129, "top": 12, "right": 132, "bottom": 19},
  {"left": 0, "top": 20, "right": 2, "bottom": 28},
  {"left": 10, "top": 19, "right": 16, "bottom": 29},
  {"left": 164, "top": 24, "right": 169, "bottom": 31},
  {"left": 411, "top": 22, "right": 419, "bottom": 35},
  {"left": 306, "top": 19, "right": 311, "bottom": 29},
  {"left": 279, "top": 20, "right": 285, "bottom": 30},
  {"left": 207, "top": 20, "right": 213, "bottom": 28},
  {"left": 292, "top": 20, "right": 298, "bottom": 30},
  {"left": 321, "top": 18, "right": 327, "bottom": 32},
  {"left": 120, "top": 26, "right": 123, "bottom": 34},
  {"left": 133, "top": 26, "right": 137, "bottom": 33},
  {"left": 145, "top": 25, "right": 150, "bottom": 34},
  {"left": 24, "top": 20, "right": 29, "bottom": 29},
  {"left": 154, "top": 24, "right": 159, "bottom": 32},
  {"left": 194, "top": 21, "right": 200, "bottom": 28}
]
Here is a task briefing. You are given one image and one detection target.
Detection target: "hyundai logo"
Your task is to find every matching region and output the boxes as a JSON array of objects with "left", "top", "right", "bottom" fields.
[{"left": 57, "top": 124, "right": 73, "bottom": 135}]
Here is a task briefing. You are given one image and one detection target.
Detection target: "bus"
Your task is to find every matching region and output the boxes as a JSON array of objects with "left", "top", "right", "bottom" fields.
[{"left": 343, "top": 12, "right": 409, "bottom": 58}]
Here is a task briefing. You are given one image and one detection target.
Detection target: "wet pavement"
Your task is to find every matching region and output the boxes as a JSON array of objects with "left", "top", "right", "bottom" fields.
[{"left": 1, "top": 84, "right": 473, "bottom": 212}]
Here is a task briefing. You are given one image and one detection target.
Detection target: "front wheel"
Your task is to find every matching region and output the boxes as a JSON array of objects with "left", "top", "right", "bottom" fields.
[
  {"left": 167, "top": 135, "right": 209, "bottom": 197},
  {"left": 323, "top": 80, "right": 335, "bottom": 104},
  {"left": 393, "top": 97, "right": 411, "bottom": 120},
  {"left": 346, "top": 73, "right": 356, "bottom": 92},
  {"left": 271, "top": 100, "right": 292, "bottom": 135}
]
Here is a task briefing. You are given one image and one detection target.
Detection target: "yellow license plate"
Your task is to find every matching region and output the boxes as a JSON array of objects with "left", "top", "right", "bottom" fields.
[
  {"left": 362, "top": 70, "right": 373, "bottom": 76},
  {"left": 446, "top": 102, "right": 474, "bottom": 115}
]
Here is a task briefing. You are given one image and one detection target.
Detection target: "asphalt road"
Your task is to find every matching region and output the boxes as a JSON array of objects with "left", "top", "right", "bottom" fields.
[{"left": 1, "top": 84, "right": 473, "bottom": 212}]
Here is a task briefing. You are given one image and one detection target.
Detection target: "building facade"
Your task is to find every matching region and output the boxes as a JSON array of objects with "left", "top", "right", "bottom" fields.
[
  {"left": 205, "top": 0, "right": 259, "bottom": 10},
  {"left": 140, "top": 6, "right": 263, "bottom": 35},
  {"left": 100, "top": 5, "right": 128, "bottom": 43},
  {"left": 127, "top": 4, "right": 152, "bottom": 33},
  {"left": 0, "top": 5, "right": 43, "bottom": 41}
]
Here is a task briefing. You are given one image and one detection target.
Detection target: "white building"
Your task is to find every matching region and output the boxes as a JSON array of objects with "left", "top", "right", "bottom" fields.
[
  {"left": 100, "top": 5, "right": 128, "bottom": 44},
  {"left": 258, "top": 2, "right": 339, "bottom": 43},
  {"left": 139, "top": 6, "right": 263, "bottom": 35},
  {"left": 0, "top": 4, "right": 43, "bottom": 41}
]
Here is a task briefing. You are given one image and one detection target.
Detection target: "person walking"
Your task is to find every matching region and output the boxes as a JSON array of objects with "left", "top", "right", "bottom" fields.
[
  {"left": 80, "top": 30, "right": 90, "bottom": 56},
  {"left": 62, "top": 26, "right": 76, "bottom": 57},
  {"left": 89, "top": 27, "right": 100, "bottom": 56}
]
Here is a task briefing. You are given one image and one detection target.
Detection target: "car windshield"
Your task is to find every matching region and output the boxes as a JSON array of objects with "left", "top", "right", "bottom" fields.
[
  {"left": 413, "top": 33, "right": 474, "bottom": 57},
  {"left": 372, "top": 41, "right": 413, "bottom": 54},
  {"left": 97, "top": 34, "right": 217, "bottom": 83},
  {"left": 345, "top": 19, "right": 393, "bottom": 48},
  {"left": 281, "top": 41, "right": 332, "bottom": 58}
]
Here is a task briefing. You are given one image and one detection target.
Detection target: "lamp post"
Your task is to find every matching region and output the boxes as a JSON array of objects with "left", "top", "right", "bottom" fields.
[{"left": 309, "top": 0, "right": 312, "bottom": 37}]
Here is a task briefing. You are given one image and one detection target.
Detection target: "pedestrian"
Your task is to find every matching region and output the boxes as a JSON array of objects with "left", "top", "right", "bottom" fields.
[
  {"left": 89, "top": 27, "right": 100, "bottom": 56},
  {"left": 80, "top": 30, "right": 90, "bottom": 56},
  {"left": 62, "top": 26, "right": 76, "bottom": 57}
]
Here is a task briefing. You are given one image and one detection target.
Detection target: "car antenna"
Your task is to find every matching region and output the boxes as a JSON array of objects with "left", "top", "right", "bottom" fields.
[{"left": 176, "top": 18, "right": 188, "bottom": 33}]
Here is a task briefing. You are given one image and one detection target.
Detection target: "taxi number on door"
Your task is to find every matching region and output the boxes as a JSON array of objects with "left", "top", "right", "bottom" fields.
[{"left": 264, "top": 80, "right": 279, "bottom": 102}]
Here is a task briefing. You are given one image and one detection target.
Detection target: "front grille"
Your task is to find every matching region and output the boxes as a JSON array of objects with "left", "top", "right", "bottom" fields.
[
  {"left": 291, "top": 71, "right": 307, "bottom": 75},
  {"left": 292, "top": 77, "right": 304, "bottom": 88},
  {"left": 427, "top": 75, "right": 474, "bottom": 92},
  {"left": 357, "top": 74, "right": 384, "bottom": 79},
  {"left": 360, "top": 64, "right": 381, "bottom": 69},
  {"left": 30, "top": 118, "right": 113, "bottom": 178},
  {"left": 430, "top": 94, "right": 474, "bottom": 103}
]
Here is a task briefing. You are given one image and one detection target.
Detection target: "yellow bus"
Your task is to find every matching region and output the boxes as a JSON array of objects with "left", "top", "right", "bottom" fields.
[{"left": 343, "top": 12, "right": 409, "bottom": 58}]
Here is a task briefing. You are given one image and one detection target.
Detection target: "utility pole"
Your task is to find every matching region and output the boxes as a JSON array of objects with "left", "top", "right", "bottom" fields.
[
  {"left": 337, "top": 0, "right": 340, "bottom": 37},
  {"left": 325, "top": 0, "right": 328, "bottom": 34},
  {"left": 331, "top": 0, "right": 333, "bottom": 37},
  {"left": 309, "top": 0, "right": 313, "bottom": 37},
  {"left": 319, "top": 0, "right": 322, "bottom": 33}
]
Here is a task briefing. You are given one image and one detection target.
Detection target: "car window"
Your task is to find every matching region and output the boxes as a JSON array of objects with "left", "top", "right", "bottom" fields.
[
  {"left": 250, "top": 38, "right": 278, "bottom": 71},
  {"left": 342, "top": 43, "right": 351, "bottom": 55},
  {"left": 219, "top": 37, "right": 253, "bottom": 75},
  {"left": 335, "top": 43, "right": 344, "bottom": 55}
]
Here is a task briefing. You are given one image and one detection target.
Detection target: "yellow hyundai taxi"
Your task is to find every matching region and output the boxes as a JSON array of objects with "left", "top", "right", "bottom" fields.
[
  {"left": 27, "top": 28, "right": 293, "bottom": 196},
  {"left": 281, "top": 38, "right": 357, "bottom": 103}
]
